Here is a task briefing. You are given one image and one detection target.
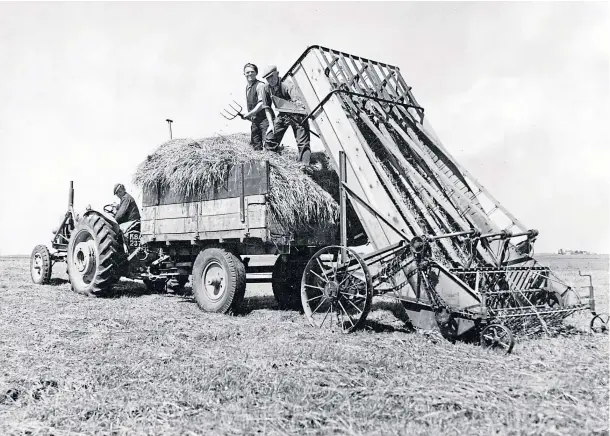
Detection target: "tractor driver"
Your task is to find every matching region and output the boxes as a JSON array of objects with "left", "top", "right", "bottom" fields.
[{"left": 113, "top": 183, "right": 141, "bottom": 225}]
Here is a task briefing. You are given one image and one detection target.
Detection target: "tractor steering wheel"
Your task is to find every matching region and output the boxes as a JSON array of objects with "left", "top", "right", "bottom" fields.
[{"left": 103, "top": 204, "right": 116, "bottom": 215}]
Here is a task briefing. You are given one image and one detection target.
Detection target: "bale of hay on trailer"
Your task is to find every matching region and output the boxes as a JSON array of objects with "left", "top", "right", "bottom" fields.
[{"left": 132, "top": 133, "right": 340, "bottom": 237}]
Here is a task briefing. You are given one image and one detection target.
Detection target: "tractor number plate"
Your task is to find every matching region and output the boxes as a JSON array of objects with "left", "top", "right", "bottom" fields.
[{"left": 129, "top": 233, "right": 140, "bottom": 247}]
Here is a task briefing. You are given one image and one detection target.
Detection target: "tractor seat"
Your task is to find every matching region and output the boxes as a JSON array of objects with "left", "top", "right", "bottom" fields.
[{"left": 120, "top": 220, "right": 141, "bottom": 235}]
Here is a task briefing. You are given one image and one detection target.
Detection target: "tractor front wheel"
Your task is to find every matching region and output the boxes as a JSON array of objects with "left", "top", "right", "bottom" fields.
[
  {"left": 31, "top": 245, "right": 52, "bottom": 285},
  {"left": 67, "top": 214, "right": 122, "bottom": 297}
]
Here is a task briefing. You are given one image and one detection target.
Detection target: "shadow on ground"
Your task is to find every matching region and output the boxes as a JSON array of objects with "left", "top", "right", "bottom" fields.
[
  {"left": 102, "top": 280, "right": 193, "bottom": 299},
  {"left": 237, "top": 295, "right": 281, "bottom": 315}
]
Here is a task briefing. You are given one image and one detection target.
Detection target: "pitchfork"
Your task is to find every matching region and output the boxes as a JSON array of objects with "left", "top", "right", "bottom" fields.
[{"left": 220, "top": 100, "right": 246, "bottom": 120}]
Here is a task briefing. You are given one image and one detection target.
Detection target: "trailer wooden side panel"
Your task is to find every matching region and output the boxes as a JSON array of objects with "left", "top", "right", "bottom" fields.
[{"left": 140, "top": 194, "right": 268, "bottom": 243}]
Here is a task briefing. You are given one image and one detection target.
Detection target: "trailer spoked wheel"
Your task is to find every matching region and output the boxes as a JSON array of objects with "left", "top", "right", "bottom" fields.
[
  {"left": 31, "top": 245, "right": 52, "bottom": 285},
  {"left": 192, "top": 248, "right": 245, "bottom": 314},
  {"left": 272, "top": 254, "right": 309, "bottom": 310},
  {"left": 301, "top": 246, "right": 372, "bottom": 333},
  {"left": 480, "top": 324, "right": 514, "bottom": 354},
  {"left": 590, "top": 314, "right": 609, "bottom": 334},
  {"left": 67, "top": 214, "right": 121, "bottom": 297}
]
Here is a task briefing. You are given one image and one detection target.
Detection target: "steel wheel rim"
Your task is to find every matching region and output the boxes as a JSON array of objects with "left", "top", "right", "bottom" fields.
[
  {"left": 481, "top": 325, "right": 512, "bottom": 351},
  {"left": 202, "top": 261, "right": 226, "bottom": 302},
  {"left": 32, "top": 253, "right": 43, "bottom": 280},
  {"left": 591, "top": 314, "right": 609, "bottom": 334},
  {"left": 302, "top": 246, "right": 370, "bottom": 333},
  {"left": 71, "top": 230, "right": 98, "bottom": 286}
]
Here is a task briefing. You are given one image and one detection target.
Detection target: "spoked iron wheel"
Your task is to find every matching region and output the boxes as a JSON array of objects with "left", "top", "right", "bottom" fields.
[
  {"left": 301, "top": 246, "right": 372, "bottom": 333},
  {"left": 590, "top": 313, "right": 609, "bottom": 334},
  {"left": 480, "top": 324, "right": 515, "bottom": 354}
]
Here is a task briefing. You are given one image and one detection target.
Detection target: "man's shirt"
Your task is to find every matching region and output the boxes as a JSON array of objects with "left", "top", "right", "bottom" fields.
[
  {"left": 246, "top": 79, "right": 271, "bottom": 123},
  {"left": 115, "top": 192, "right": 141, "bottom": 224},
  {"left": 267, "top": 80, "right": 305, "bottom": 109}
]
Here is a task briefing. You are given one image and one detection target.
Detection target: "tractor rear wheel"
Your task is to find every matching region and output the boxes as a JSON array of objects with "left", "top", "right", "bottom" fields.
[
  {"left": 31, "top": 245, "right": 52, "bottom": 285},
  {"left": 67, "top": 214, "right": 122, "bottom": 297},
  {"left": 192, "top": 248, "right": 246, "bottom": 314}
]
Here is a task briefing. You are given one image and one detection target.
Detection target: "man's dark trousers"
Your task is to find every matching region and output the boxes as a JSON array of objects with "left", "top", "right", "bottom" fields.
[
  {"left": 266, "top": 113, "right": 311, "bottom": 163},
  {"left": 250, "top": 117, "right": 270, "bottom": 151}
]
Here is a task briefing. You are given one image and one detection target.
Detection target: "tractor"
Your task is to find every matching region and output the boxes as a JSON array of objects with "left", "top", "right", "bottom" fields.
[{"left": 30, "top": 181, "right": 162, "bottom": 296}]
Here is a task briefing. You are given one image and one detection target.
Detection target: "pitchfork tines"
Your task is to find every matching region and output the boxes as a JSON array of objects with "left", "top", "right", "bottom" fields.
[{"left": 221, "top": 100, "right": 245, "bottom": 120}]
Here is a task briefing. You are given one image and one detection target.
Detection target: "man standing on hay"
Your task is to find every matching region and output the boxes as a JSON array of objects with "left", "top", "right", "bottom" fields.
[
  {"left": 262, "top": 65, "right": 311, "bottom": 165},
  {"left": 242, "top": 63, "right": 274, "bottom": 151}
]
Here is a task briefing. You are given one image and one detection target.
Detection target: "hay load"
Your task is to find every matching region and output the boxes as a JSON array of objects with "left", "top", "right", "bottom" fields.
[{"left": 133, "top": 133, "right": 339, "bottom": 234}]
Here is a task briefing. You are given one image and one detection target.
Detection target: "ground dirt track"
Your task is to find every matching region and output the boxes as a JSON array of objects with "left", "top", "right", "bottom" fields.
[{"left": 0, "top": 255, "right": 608, "bottom": 436}]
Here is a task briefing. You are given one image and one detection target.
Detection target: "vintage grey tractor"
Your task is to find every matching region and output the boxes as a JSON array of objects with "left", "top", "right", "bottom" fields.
[{"left": 30, "top": 182, "right": 157, "bottom": 296}]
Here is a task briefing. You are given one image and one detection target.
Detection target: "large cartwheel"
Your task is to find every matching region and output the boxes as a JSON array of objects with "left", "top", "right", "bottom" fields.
[{"left": 301, "top": 246, "right": 373, "bottom": 333}]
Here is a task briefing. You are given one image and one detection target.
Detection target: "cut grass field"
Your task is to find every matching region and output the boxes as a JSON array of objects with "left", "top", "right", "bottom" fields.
[{"left": 0, "top": 254, "right": 608, "bottom": 436}]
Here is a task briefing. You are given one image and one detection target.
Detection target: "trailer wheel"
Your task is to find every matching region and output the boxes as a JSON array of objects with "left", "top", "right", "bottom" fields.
[
  {"left": 272, "top": 254, "right": 309, "bottom": 310},
  {"left": 192, "top": 248, "right": 245, "bottom": 314},
  {"left": 230, "top": 259, "right": 247, "bottom": 311},
  {"left": 31, "top": 245, "right": 52, "bottom": 285},
  {"left": 67, "top": 214, "right": 121, "bottom": 297},
  {"left": 480, "top": 324, "right": 514, "bottom": 354},
  {"left": 301, "top": 246, "right": 372, "bottom": 333}
]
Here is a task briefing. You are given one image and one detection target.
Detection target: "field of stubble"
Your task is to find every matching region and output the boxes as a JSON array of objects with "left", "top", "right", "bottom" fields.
[{"left": 0, "top": 254, "right": 608, "bottom": 436}]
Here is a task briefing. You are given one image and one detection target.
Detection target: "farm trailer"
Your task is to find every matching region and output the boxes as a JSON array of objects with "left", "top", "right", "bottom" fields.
[
  {"left": 31, "top": 162, "right": 344, "bottom": 313},
  {"left": 138, "top": 159, "right": 342, "bottom": 312},
  {"left": 281, "top": 45, "right": 607, "bottom": 351}
]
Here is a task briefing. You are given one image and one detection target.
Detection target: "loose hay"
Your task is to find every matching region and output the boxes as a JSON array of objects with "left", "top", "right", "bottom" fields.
[
  {"left": 0, "top": 256, "right": 608, "bottom": 436},
  {"left": 133, "top": 133, "right": 339, "bottom": 234}
]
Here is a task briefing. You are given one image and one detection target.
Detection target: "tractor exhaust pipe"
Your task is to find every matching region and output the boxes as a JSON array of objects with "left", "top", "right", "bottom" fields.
[{"left": 69, "top": 181, "right": 74, "bottom": 208}]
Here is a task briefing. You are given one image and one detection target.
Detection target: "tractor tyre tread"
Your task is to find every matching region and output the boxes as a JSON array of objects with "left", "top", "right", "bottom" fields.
[
  {"left": 67, "top": 214, "right": 121, "bottom": 297},
  {"left": 31, "top": 244, "right": 52, "bottom": 285},
  {"left": 192, "top": 248, "right": 245, "bottom": 314}
]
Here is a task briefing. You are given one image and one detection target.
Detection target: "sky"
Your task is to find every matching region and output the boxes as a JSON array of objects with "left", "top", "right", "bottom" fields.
[{"left": 0, "top": 1, "right": 608, "bottom": 255}]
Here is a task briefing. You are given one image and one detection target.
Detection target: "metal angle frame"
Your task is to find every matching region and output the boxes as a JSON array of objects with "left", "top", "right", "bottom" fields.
[{"left": 299, "top": 89, "right": 424, "bottom": 126}]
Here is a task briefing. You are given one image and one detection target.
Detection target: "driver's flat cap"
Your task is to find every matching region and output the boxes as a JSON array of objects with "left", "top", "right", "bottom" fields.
[
  {"left": 113, "top": 183, "right": 124, "bottom": 194},
  {"left": 262, "top": 65, "right": 278, "bottom": 78}
]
